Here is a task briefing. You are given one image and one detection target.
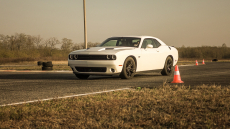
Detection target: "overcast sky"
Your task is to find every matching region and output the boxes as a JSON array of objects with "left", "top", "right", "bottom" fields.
[{"left": 0, "top": 0, "right": 230, "bottom": 47}]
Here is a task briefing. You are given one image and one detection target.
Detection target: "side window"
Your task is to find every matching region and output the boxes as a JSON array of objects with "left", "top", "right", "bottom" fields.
[
  {"left": 117, "top": 40, "right": 130, "bottom": 46},
  {"left": 152, "top": 39, "right": 161, "bottom": 48},
  {"left": 117, "top": 41, "right": 122, "bottom": 46},
  {"left": 132, "top": 39, "right": 141, "bottom": 47},
  {"left": 141, "top": 39, "right": 154, "bottom": 48}
]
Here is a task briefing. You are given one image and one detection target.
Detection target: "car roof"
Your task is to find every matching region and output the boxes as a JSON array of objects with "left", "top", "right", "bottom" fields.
[
  {"left": 109, "top": 36, "right": 155, "bottom": 38},
  {"left": 108, "top": 36, "right": 167, "bottom": 45}
]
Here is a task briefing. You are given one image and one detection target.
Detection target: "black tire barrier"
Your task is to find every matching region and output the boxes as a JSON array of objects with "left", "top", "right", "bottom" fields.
[
  {"left": 42, "top": 66, "right": 53, "bottom": 70},
  {"left": 37, "top": 61, "right": 43, "bottom": 66},
  {"left": 212, "top": 59, "right": 218, "bottom": 62},
  {"left": 42, "top": 62, "right": 53, "bottom": 67}
]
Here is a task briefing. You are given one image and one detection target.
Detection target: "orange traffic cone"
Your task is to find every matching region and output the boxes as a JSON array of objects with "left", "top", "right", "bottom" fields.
[
  {"left": 195, "top": 60, "right": 198, "bottom": 65},
  {"left": 171, "top": 65, "right": 184, "bottom": 83},
  {"left": 202, "top": 59, "right": 205, "bottom": 64}
]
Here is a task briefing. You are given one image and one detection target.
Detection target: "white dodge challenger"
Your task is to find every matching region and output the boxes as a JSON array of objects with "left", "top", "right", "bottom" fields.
[{"left": 68, "top": 36, "right": 178, "bottom": 79}]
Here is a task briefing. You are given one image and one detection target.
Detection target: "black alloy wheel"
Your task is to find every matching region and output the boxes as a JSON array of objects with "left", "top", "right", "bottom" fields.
[
  {"left": 161, "top": 57, "right": 174, "bottom": 76},
  {"left": 119, "top": 57, "right": 136, "bottom": 79}
]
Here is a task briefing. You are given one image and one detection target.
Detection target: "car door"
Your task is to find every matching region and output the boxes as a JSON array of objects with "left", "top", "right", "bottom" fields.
[
  {"left": 140, "top": 38, "right": 162, "bottom": 71},
  {"left": 152, "top": 38, "right": 166, "bottom": 68}
]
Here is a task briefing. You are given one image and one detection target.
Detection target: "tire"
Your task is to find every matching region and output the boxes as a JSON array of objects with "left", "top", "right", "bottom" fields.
[
  {"left": 161, "top": 56, "right": 174, "bottom": 76},
  {"left": 37, "top": 61, "right": 43, "bottom": 66},
  {"left": 42, "top": 66, "right": 53, "bottom": 70},
  {"left": 119, "top": 57, "right": 136, "bottom": 79},
  {"left": 212, "top": 59, "right": 218, "bottom": 62},
  {"left": 75, "top": 74, "right": 90, "bottom": 79},
  {"left": 42, "top": 62, "right": 53, "bottom": 67}
]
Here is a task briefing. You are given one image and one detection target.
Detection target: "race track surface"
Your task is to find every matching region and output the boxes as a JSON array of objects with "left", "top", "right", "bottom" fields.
[{"left": 0, "top": 62, "right": 229, "bottom": 105}]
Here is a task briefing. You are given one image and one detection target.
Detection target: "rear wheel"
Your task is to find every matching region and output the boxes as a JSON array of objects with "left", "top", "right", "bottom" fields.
[
  {"left": 75, "top": 74, "right": 90, "bottom": 79},
  {"left": 119, "top": 57, "right": 136, "bottom": 79},
  {"left": 161, "top": 57, "right": 174, "bottom": 76}
]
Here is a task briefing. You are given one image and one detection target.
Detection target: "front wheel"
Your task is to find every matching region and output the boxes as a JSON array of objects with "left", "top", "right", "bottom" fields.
[
  {"left": 75, "top": 74, "right": 90, "bottom": 79},
  {"left": 119, "top": 57, "right": 136, "bottom": 79},
  {"left": 161, "top": 57, "right": 174, "bottom": 76}
]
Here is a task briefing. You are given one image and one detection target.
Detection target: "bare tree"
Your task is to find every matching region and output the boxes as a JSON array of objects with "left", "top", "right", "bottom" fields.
[
  {"left": 44, "top": 37, "right": 60, "bottom": 49},
  {"left": 72, "top": 43, "right": 82, "bottom": 51},
  {"left": 44, "top": 37, "right": 60, "bottom": 56},
  {"left": 25, "top": 35, "right": 35, "bottom": 50},
  {"left": 33, "top": 35, "right": 43, "bottom": 49},
  {"left": 15, "top": 33, "right": 26, "bottom": 51},
  {"left": 88, "top": 42, "right": 100, "bottom": 48},
  {"left": 222, "top": 43, "right": 227, "bottom": 48},
  {"left": 0, "top": 34, "right": 7, "bottom": 49},
  {"left": 61, "top": 38, "right": 73, "bottom": 51}
]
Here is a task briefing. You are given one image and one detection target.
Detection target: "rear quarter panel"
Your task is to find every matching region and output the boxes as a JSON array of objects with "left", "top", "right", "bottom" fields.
[{"left": 157, "top": 46, "right": 178, "bottom": 68}]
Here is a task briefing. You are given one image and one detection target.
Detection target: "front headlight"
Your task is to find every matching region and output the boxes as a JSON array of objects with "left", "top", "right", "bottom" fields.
[
  {"left": 69, "top": 54, "right": 74, "bottom": 60},
  {"left": 107, "top": 55, "right": 116, "bottom": 60},
  {"left": 73, "top": 55, "right": 78, "bottom": 60},
  {"left": 111, "top": 55, "right": 116, "bottom": 60}
]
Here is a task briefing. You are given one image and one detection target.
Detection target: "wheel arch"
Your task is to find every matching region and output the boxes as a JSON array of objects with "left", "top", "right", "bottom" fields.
[
  {"left": 119, "top": 55, "right": 137, "bottom": 79},
  {"left": 167, "top": 55, "right": 174, "bottom": 65},
  {"left": 124, "top": 55, "right": 137, "bottom": 69}
]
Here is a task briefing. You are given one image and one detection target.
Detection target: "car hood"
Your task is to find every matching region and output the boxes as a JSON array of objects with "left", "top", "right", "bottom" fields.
[{"left": 69, "top": 47, "right": 136, "bottom": 55}]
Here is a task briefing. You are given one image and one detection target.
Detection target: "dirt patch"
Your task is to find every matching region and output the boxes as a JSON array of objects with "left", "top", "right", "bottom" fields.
[{"left": 51, "top": 61, "right": 68, "bottom": 65}]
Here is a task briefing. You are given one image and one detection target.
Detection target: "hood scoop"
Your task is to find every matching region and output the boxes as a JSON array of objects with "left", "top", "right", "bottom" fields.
[
  {"left": 105, "top": 48, "right": 114, "bottom": 50},
  {"left": 85, "top": 47, "right": 134, "bottom": 52}
]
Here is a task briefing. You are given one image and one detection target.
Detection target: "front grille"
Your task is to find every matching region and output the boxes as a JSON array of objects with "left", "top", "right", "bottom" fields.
[
  {"left": 77, "top": 55, "right": 107, "bottom": 60},
  {"left": 75, "top": 67, "right": 107, "bottom": 72}
]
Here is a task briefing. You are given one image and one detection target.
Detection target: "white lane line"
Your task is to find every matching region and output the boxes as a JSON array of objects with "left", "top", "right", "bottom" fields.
[{"left": 0, "top": 88, "right": 131, "bottom": 107}]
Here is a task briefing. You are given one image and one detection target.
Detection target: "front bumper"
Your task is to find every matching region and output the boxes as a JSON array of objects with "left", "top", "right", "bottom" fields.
[{"left": 68, "top": 60, "right": 122, "bottom": 75}]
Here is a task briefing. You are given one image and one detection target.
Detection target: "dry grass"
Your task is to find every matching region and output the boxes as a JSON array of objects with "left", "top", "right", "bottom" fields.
[
  {"left": 0, "top": 61, "right": 68, "bottom": 65},
  {"left": 0, "top": 60, "right": 70, "bottom": 70},
  {"left": 0, "top": 84, "right": 230, "bottom": 128},
  {"left": 0, "top": 57, "right": 68, "bottom": 65},
  {"left": 0, "top": 65, "right": 71, "bottom": 71}
]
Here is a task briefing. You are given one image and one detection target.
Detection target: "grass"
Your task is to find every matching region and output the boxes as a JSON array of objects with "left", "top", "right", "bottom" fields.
[
  {"left": 0, "top": 84, "right": 230, "bottom": 128},
  {"left": 0, "top": 65, "right": 71, "bottom": 71},
  {"left": 0, "top": 57, "right": 68, "bottom": 65},
  {"left": 0, "top": 61, "right": 71, "bottom": 71}
]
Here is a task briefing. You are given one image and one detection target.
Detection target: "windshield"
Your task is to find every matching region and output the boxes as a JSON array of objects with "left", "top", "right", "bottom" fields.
[{"left": 99, "top": 37, "right": 141, "bottom": 47}]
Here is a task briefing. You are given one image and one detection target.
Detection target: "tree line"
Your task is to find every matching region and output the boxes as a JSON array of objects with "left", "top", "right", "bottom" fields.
[
  {"left": 0, "top": 33, "right": 229, "bottom": 63},
  {"left": 177, "top": 44, "right": 230, "bottom": 59},
  {"left": 0, "top": 33, "right": 100, "bottom": 61}
]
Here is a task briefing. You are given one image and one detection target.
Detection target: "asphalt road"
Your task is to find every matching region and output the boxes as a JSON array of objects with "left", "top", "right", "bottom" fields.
[{"left": 0, "top": 62, "right": 230, "bottom": 105}]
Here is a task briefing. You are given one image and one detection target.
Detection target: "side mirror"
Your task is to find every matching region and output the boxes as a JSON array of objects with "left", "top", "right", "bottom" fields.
[{"left": 146, "top": 44, "right": 153, "bottom": 48}]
